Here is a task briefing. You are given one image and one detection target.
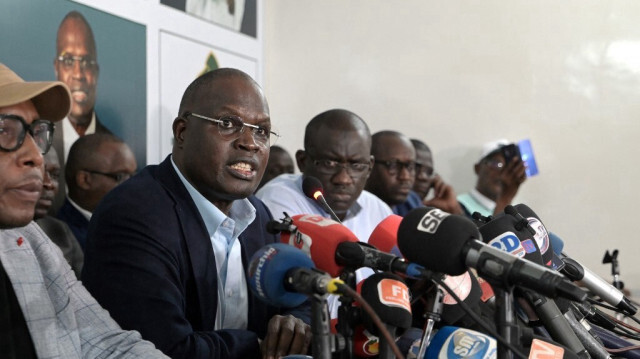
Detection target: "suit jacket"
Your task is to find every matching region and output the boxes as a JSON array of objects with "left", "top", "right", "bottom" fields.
[
  {"left": 0, "top": 222, "right": 166, "bottom": 358},
  {"left": 56, "top": 198, "right": 90, "bottom": 251},
  {"left": 50, "top": 113, "right": 113, "bottom": 216},
  {"left": 35, "top": 215, "right": 84, "bottom": 277},
  {"left": 82, "top": 155, "right": 285, "bottom": 359}
]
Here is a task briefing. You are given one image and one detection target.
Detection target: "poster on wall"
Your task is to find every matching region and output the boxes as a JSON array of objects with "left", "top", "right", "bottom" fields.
[
  {"left": 158, "top": 30, "right": 258, "bottom": 155},
  {"left": 0, "top": 0, "right": 147, "bottom": 172},
  {"left": 160, "top": 0, "right": 257, "bottom": 38}
]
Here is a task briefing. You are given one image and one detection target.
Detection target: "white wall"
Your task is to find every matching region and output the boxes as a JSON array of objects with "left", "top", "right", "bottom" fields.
[{"left": 264, "top": 1, "right": 640, "bottom": 294}]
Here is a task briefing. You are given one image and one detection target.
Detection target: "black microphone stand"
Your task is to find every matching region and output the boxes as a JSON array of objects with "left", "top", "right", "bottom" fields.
[
  {"left": 416, "top": 286, "right": 444, "bottom": 359},
  {"left": 493, "top": 285, "right": 519, "bottom": 359},
  {"left": 311, "top": 293, "right": 337, "bottom": 359},
  {"left": 337, "top": 267, "right": 357, "bottom": 359}
]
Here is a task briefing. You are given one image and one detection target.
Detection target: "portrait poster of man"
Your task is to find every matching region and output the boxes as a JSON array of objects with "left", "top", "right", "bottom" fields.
[
  {"left": 161, "top": 0, "right": 257, "bottom": 38},
  {"left": 0, "top": 0, "right": 146, "bottom": 211}
]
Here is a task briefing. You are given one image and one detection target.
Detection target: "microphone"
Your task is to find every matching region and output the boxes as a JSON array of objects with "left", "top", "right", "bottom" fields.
[
  {"left": 359, "top": 272, "right": 413, "bottom": 359},
  {"left": 302, "top": 176, "right": 342, "bottom": 223},
  {"left": 247, "top": 243, "right": 343, "bottom": 307},
  {"left": 368, "top": 214, "right": 404, "bottom": 257},
  {"left": 396, "top": 207, "right": 587, "bottom": 302},
  {"left": 335, "top": 241, "right": 435, "bottom": 279},
  {"left": 560, "top": 254, "right": 636, "bottom": 316},
  {"left": 278, "top": 214, "right": 359, "bottom": 277},
  {"left": 421, "top": 326, "right": 497, "bottom": 359}
]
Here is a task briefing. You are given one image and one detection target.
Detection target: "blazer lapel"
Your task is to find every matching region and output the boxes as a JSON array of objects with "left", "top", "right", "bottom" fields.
[
  {"left": 156, "top": 158, "right": 218, "bottom": 330},
  {"left": 0, "top": 225, "right": 60, "bottom": 358}
]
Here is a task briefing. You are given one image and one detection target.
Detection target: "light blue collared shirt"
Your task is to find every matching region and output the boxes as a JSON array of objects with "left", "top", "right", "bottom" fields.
[{"left": 171, "top": 157, "right": 255, "bottom": 330}]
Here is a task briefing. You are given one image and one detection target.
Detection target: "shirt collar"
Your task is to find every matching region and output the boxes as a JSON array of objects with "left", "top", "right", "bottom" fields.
[
  {"left": 68, "top": 196, "right": 92, "bottom": 221},
  {"left": 470, "top": 188, "right": 496, "bottom": 213},
  {"left": 170, "top": 156, "right": 256, "bottom": 238}
]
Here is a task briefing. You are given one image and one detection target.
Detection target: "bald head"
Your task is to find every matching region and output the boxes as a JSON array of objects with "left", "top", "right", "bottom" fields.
[
  {"left": 304, "top": 109, "right": 371, "bottom": 153},
  {"left": 56, "top": 11, "right": 97, "bottom": 58}
]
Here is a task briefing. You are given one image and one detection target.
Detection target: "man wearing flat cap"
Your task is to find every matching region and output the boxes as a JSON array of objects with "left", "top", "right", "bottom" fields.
[{"left": 0, "top": 63, "right": 166, "bottom": 358}]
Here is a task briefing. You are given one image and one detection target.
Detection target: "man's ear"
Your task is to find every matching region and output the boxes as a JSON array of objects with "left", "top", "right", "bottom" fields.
[
  {"left": 295, "top": 150, "right": 306, "bottom": 173},
  {"left": 76, "top": 170, "right": 92, "bottom": 190},
  {"left": 173, "top": 117, "right": 187, "bottom": 147}
]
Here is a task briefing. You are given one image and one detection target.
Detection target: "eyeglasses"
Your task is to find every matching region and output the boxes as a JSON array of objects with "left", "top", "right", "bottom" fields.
[
  {"left": 374, "top": 159, "right": 416, "bottom": 176},
  {"left": 0, "top": 114, "right": 54, "bottom": 154},
  {"left": 309, "top": 156, "right": 371, "bottom": 177},
  {"left": 184, "top": 112, "right": 279, "bottom": 146},
  {"left": 415, "top": 162, "right": 434, "bottom": 178},
  {"left": 56, "top": 54, "right": 98, "bottom": 71},
  {"left": 483, "top": 159, "right": 504, "bottom": 171},
  {"left": 84, "top": 170, "right": 132, "bottom": 184}
]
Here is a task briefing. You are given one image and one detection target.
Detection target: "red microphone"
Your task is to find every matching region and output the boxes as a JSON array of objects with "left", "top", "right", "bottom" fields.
[
  {"left": 368, "top": 214, "right": 403, "bottom": 255},
  {"left": 280, "top": 214, "right": 359, "bottom": 277}
]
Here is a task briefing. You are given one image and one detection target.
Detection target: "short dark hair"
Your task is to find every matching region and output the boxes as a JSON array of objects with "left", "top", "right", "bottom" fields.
[
  {"left": 65, "top": 133, "right": 124, "bottom": 186},
  {"left": 304, "top": 109, "right": 371, "bottom": 152},
  {"left": 177, "top": 68, "right": 256, "bottom": 117},
  {"left": 410, "top": 138, "right": 431, "bottom": 153}
]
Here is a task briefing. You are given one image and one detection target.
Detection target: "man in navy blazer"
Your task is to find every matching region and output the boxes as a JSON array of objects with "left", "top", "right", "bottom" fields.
[{"left": 82, "top": 68, "right": 311, "bottom": 359}]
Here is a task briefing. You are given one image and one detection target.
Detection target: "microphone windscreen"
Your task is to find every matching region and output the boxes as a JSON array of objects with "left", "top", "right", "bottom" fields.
[
  {"left": 360, "top": 272, "right": 412, "bottom": 334},
  {"left": 280, "top": 214, "right": 359, "bottom": 277},
  {"left": 548, "top": 232, "right": 564, "bottom": 255},
  {"left": 478, "top": 212, "right": 544, "bottom": 265},
  {"left": 513, "top": 203, "right": 554, "bottom": 266},
  {"left": 440, "top": 271, "right": 483, "bottom": 325},
  {"left": 302, "top": 176, "right": 323, "bottom": 200},
  {"left": 398, "top": 207, "right": 479, "bottom": 275},
  {"left": 247, "top": 243, "right": 313, "bottom": 307},
  {"left": 368, "top": 214, "right": 403, "bottom": 255},
  {"left": 425, "top": 326, "right": 497, "bottom": 359}
]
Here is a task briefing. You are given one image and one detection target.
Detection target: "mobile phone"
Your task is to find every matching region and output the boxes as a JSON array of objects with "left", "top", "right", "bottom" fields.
[
  {"left": 500, "top": 144, "right": 521, "bottom": 164},
  {"left": 518, "top": 139, "right": 538, "bottom": 177}
]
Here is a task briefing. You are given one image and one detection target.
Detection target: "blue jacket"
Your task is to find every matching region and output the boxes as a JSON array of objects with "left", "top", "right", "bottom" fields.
[{"left": 82, "top": 156, "right": 285, "bottom": 359}]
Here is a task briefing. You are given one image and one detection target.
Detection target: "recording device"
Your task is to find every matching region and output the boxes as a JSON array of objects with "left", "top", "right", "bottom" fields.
[
  {"left": 247, "top": 243, "right": 342, "bottom": 307},
  {"left": 518, "top": 139, "right": 539, "bottom": 177},
  {"left": 500, "top": 143, "right": 521, "bottom": 165},
  {"left": 276, "top": 213, "right": 359, "bottom": 277},
  {"left": 360, "top": 272, "right": 413, "bottom": 359},
  {"left": 396, "top": 207, "right": 586, "bottom": 302}
]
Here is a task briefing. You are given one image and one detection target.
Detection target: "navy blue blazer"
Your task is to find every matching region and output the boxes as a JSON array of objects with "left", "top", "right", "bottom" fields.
[
  {"left": 56, "top": 198, "right": 89, "bottom": 251},
  {"left": 82, "top": 156, "right": 283, "bottom": 359}
]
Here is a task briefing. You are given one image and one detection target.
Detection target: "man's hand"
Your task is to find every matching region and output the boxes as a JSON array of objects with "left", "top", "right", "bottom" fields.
[
  {"left": 494, "top": 158, "right": 527, "bottom": 215},
  {"left": 261, "top": 314, "right": 312, "bottom": 359},
  {"left": 423, "top": 174, "right": 463, "bottom": 215}
]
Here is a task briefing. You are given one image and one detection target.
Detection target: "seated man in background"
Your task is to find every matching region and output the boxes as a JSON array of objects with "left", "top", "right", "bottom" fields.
[
  {"left": 83, "top": 68, "right": 311, "bottom": 359},
  {"left": 257, "top": 108, "right": 392, "bottom": 240},
  {"left": 256, "top": 144, "right": 294, "bottom": 190},
  {"left": 457, "top": 139, "right": 526, "bottom": 217},
  {"left": 410, "top": 138, "right": 463, "bottom": 214},
  {"left": 34, "top": 146, "right": 84, "bottom": 277},
  {"left": 57, "top": 133, "right": 137, "bottom": 250},
  {"left": 0, "top": 63, "right": 166, "bottom": 358},
  {"left": 365, "top": 131, "right": 423, "bottom": 216}
]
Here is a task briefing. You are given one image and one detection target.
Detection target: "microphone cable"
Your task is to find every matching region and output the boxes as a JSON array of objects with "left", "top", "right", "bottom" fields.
[
  {"left": 431, "top": 276, "right": 528, "bottom": 359},
  {"left": 335, "top": 282, "right": 405, "bottom": 359}
]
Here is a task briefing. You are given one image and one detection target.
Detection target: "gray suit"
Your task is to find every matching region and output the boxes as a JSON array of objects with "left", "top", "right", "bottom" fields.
[{"left": 0, "top": 222, "right": 167, "bottom": 359}]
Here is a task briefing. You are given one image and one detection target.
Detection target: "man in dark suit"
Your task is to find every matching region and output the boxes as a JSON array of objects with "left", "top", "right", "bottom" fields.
[
  {"left": 57, "top": 133, "right": 137, "bottom": 250},
  {"left": 83, "top": 68, "right": 311, "bottom": 359}
]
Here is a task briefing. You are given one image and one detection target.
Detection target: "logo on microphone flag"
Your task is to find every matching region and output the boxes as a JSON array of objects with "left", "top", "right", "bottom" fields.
[
  {"left": 528, "top": 339, "right": 564, "bottom": 359},
  {"left": 487, "top": 232, "right": 525, "bottom": 258},
  {"left": 440, "top": 327, "right": 496, "bottom": 359},
  {"left": 417, "top": 208, "right": 449, "bottom": 234},
  {"left": 377, "top": 279, "right": 411, "bottom": 312}
]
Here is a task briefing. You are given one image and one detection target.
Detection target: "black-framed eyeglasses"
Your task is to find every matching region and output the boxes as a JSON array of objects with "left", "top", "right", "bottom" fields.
[
  {"left": 84, "top": 170, "right": 132, "bottom": 184},
  {"left": 414, "top": 162, "right": 434, "bottom": 178},
  {"left": 0, "top": 114, "right": 54, "bottom": 154},
  {"left": 56, "top": 54, "right": 98, "bottom": 71},
  {"left": 184, "top": 112, "right": 279, "bottom": 146},
  {"left": 374, "top": 159, "right": 416, "bottom": 176},
  {"left": 309, "top": 155, "right": 371, "bottom": 177}
]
